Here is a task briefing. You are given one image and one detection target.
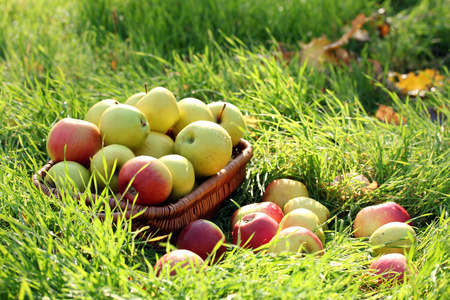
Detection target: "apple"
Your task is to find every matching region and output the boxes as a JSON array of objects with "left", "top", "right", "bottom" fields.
[
  {"left": 44, "top": 161, "right": 91, "bottom": 193},
  {"left": 262, "top": 179, "right": 309, "bottom": 211},
  {"left": 154, "top": 249, "right": 204, "bottom": 277},
  {"left": 171, "top": 98, "right": 214, "bottom": 136},
  {"left": 230, "top": 202, "right": 284, "bottom": 230},
  {"left": 90, "top": 144, "right": 135, "bottom": 193},
  {"left": 133, "top": 131, "right": 175, "bottom": 158},
  {"left": 279, "top": 208, "right": 325, "bottom": 245},
  {"left": 353, "top": 202, "right": 412, "bottom": 238},
  {"left": 84, "top": 99, "right": 120, "bottom": 127},
  {"left": 268, "top": 226, "right": 324, "bottom": 255},
  {"left": 207, "top": 101, "right": 246, "bottom": 146},
  {"left": 174, "top": 120, "right": 232, "bottom": 178},
  {"left": 176, "top": 219, "right": 227, "bottom": 264},
  {"left": 46, "top": 118, "right": 103, "bottom": 167},
  {"left": 159, "top": 154, "right": 195, "bottom": 202},
  {"left": 99, "top": 104, "right": 150, "bottom": 151},
  {"left": 333, "top": 173, "right": 370, "bottom": 195},
  {"left": 284, "top": 197, "right": 330, "bottom": 230},
  {"left": 124, "top": 92, "right": 146, "bottom": 106},
  {"left": 135, "top": 87, "right": 180, "bottom": 133},
  {"left": 232, "top": 212, "right": 279, "bottom": 250},
  {"left": 118, "top": 156, "right": 172, "bottom": 206},
  {"left": 368, "top": 253, "right": 415, "bottom": 284},
  {"left": 369, "top": 222, "right": 416, "bottom": 256}
]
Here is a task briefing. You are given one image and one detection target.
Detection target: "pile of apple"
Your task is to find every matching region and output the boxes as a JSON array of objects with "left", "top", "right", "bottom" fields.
[
  {"left": 43, "top": 86, "right": 247, "bottom": 207},
  {"left": 155, "top": 178, "right": 417, "bottom": 285}
]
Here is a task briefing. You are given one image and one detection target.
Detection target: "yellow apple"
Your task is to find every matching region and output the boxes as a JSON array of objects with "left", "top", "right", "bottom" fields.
[
  {"left": 99, "top": 104, "right": 150, "bottom": 151},
  {"left": 134, "top": 131, "right": 175, "bottom": 158},
  {"left": 44, "top": 161, "right": 91, "bottom": 193},
  {"left": 174, "top": 120, "right": 232, "bottom": 178},
  {"left": 84, "top": 99, "right": 120, "bottom": 127},
  {"left": 159, "top": 154, "right": 195, "bottom": 202},
  {"left": 125, "top": 92, "right": 146, "bottom": 106},
  {"left": 90, "top": 144, "right": 135, "bottom": 193},
  {"left": 369, "top": 222, "right": 416, "bottom": 256},
  {"left": 135, "top": 87, "right": 180, "bottom": 133},
  {"left": 268, "top": 226, "right": 324, "bottom": 255},
  {"left": 207, "top": 101, "right": 246, "bottom": 146},
  {"left": 262, "top": 179, "right": 309, "bottom": 211},
  {"left": 279, "top": 208, "right": 325, "bottom": 245},
  {"left": 284, "top": 197, "right": 330, "bottom": 230},
  {"left": 171, "top": 98, "right": 214, "bottom": 136}
]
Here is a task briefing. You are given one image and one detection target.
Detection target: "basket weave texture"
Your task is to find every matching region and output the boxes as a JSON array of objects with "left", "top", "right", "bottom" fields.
[{"left": 33, "top": 139, "right": 253, "bottom": 244}]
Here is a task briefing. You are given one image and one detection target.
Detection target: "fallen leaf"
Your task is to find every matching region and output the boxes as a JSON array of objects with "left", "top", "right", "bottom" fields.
[
  {"left": 376, "top": 104, "right": 406, "bottom": 125},
  {"left": 324, "top": 13, "right": 367, "bottom": 52},
  {"left": 299, "top": 36, "right": 333, "bottom": 68},
  {"left": 388, "top": 69, "right": 446, "bottom": 97},
  {"left": 377, "top": 22, "right": 391, "bottom": 38}
]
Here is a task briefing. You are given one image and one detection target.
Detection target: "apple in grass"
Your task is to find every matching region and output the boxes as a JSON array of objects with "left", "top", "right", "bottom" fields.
[
  {"left": 135, "top": 86, "right": 180, "bottom": 133},
  {"left": 232, "top": 212, "right": 279, "bottom": 250},
  {"left": 46, "top": 118, "right": 103, "bottom": 167},
  {"left": 369, "top": 222, "right": 416, "bottom": 256},
  {"left": 353, "top": 202, "right": 412, "bottom": 238},
  {"left": 44, "top": 161, "right": 91, "bottom": 193},
  {"left": 84, "top": 99, "right": 120, "bottom": 127},
  {"left": 134, "top": 131, "right": 175, "bottom": 158},
  {"left": 368, "top": 253, "right": 416, "bottom": 285},
  {"left": 207, "top": 101, "right": 246, "bottom": 146},
  {"left": 171, "top": 98, "right": 214, "bottom": 136},
  {"left": 279, "top": 208, "right": 325, "bottom": 245},
  {"left": 284, "top": 197, "right": 330, "bottom": 230},
  {"left": 230, "top": 202, "right": 284, "bottom": 230},
  {"left": 262, "top": 179, "right": 309, "bottom": 211},
  {"left": 99, "top": 104, "right": 150, "bottom": 151},
  {"left": 154, "top": 249, "right": 204, "bottom": 277},
  {"left": 268, "top": 226, "right": 324, "bottom": 256},
  {"left": 90, "top": 144, "right": 135, "bottom": 193},
  {"left": 174, "top": 121, "right": 232, "bottom": 178},
  {"left": 176, "top": 219, "right": 227, "bottom": 264},
  {"left": 159, "top": 154, "right": 195, "bottom": 202},
  {"left": 118, "top": 156, "right": 172, "bottom": 206}
]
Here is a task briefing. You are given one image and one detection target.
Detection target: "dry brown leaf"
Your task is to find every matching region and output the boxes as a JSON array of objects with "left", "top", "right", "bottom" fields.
[
  {"left": 376, "top": 104, "right": 406, "bottom": 125},
  {"left": 324, "top": 13, "right": 367, "bottom": 52},
  {"left": 299, "top": 36, "right": 333, "bottom": 68},
  {"left": 388, "top": 69, "right": 446, "bottom": 97},
  {"left": 111, "top": 59, "right": 117, "bottom": 71}
]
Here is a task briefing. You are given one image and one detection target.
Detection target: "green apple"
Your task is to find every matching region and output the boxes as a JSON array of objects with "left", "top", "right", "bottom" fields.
[
  {"left": 134, "top": 131, "right": 175, "bottom": 158},
  {"left": 284, "top": 197, "right": 330, "bottom": 230},
  {"left": 159, "top": 154, "right": 195, "bottom": 202},
  {"left": 125, "top": 92, "right": 146, "bottom": 107},
  {"left": 207, "top": 101, "right": 246, "bottom": 146},
  {"left": 135, "top": 87, "right": 180, "bottom": 133},
  {"left": 90, "top": 144, "right": 135, "bottom": 193},
  {"left": 172, "top": 98, "right": 214, "bottom": 136},
  {"left": 268, "top": 226, "right": 324, "bottom": 256},
  {"left": 44, "top": 161, "right": 91, "bottom": 193},
  {"left": 84, "top": 99, "right": 120, "bottom": 127},
  {"left": 99, "top": 104, "right": 150, "bottom": 151},
  {"left": 279, "top": 208, "right": 325, "bottom": 245},
  {"left": 369, "top": 222, "right": 416, "bottom": 256},
  {"left": 174, "top": 120, "right": 232, "bottom": 178}
]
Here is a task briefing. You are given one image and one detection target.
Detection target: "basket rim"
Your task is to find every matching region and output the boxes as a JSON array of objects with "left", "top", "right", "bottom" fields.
[{"left": 33, "top": 139, "right": 253, "bottom": 219}]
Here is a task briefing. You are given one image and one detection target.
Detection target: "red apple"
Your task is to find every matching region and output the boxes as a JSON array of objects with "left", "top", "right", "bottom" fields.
[
  {"left": 154, "top": 249, "right": 204, "bottom": 277},
  {"left": 268, "top": 226, "right": 324, "bottom": 255},
  {"left": 46, "top": 118, "right": 102, "bottom": 166},
  {"left": 232, "top": 212, "right": 279, "bottom": 250},
  {"left": 368, "top": 253, "right": 415, "bottom": 284},
  {"left": 353, "top": 202, "right": 412, "bottom": 238},
  {"left": 176, "top": 219, "right": 226, "bottom": 264},
  {"left": 230, "top": 202, "right": 284, "bottom": 230},
  {"left": 118, "top": 156, "right": 172, "bottom": 206}
]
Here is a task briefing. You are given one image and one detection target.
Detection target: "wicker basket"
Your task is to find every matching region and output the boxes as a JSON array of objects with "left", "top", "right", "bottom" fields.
[{"left": 32, "top": 139, "right": 253, "bottom": 246}]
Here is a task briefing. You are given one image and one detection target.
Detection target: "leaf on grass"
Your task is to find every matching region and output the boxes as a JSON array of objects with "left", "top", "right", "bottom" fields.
[
  {"left": 377, "top": 21, "right": 391, "bottom": 38},
  {"left": 299, "top": 36, "right": 333, "bottom": 68},
  {"left": 388, "top": 69, "right": 446, "bottom": 97},
  {"left": 111, "top": 59, "right": 117, "bottom": 71},
  {"left": 376, "top": 104, "right": 406, "bottom": 125}
]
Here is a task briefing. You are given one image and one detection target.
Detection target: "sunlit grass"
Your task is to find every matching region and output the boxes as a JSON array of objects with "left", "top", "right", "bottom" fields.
[{"left": 0, "top": 0, "right": 449, "bottom": 298}]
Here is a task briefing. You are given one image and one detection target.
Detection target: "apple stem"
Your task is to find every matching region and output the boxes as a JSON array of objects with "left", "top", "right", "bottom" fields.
[
  {"left": 218, "top": 103, "right": 227, "bottom": 123},
  {"left": 144, "top": 83, "right": 148, "bottom": 94}
]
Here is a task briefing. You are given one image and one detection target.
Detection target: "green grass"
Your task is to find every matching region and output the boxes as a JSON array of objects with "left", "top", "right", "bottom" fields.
[{"left": 1, "top": 0, "right": 449, "bottom": 298}]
